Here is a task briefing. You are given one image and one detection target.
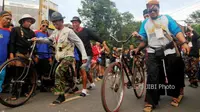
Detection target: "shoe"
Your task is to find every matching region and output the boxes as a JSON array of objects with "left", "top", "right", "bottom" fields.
[
  {"left": 52, "top": 94, "right": 65, "bottom": 104},
  {"left": 171, "top": 98, "right": 179, "bottom": 107},
  {"left": 87, "top": 85, "right": 95, "bottom": 90},
  {"left": 99, "top": 76, "right": 104, "bottom": 79},
  {"left": 143, "top": 104, "right": 153, "bottom": 112},
  {"left": 97, "top": 77, "right": 101, "bottom": 81},
  {"left": 80, "top": 92, "right": 89, "bottom": 97},
  {"left": 177, "top": 95, "right": 184, "bottom": 103}
]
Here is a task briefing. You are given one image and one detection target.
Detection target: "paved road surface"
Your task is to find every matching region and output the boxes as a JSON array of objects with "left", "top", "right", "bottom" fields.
[{"left": 0, "top": 80, "right": 200, "bottom": 112}]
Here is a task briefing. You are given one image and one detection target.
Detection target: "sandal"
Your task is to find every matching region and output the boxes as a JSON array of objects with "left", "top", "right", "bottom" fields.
[
  {"left": 50, "top": 95, "right": 65, "bottom": 105},
  {"left": 171, "top": 98, "right": 179, "bottom": 107},
  {"left": 177, "top": 88, "right": 184, "bottom": 103},
  {"left": 177, "top": 95, "right": 184, "bottom": 103},
  {"left": 143, "top": 104, "right": 153, "bottom": 112}
]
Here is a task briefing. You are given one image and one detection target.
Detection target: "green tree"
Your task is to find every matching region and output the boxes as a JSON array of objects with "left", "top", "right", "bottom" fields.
[
  {"left": 189, "top": 10, "right": 200, "bottom": 23},
  {"left": 78, "top": 0, "right": 116, "bottom": 40},
  {"left": 187, "top": 10, "right": 200, "bottom": 34},
  {"left": 78, "top": 0, "right": 142, "bottom": 48}
]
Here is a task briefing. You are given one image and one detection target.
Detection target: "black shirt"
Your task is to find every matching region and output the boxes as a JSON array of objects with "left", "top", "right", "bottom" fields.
[
  {"left": 75, "top": 28, "right": 103, "bottom": 56},
  {"left": 188, "top": 31, "right": 200, "bottom": 58},
  {"left": 9, "top": 26, "right": 36, "bottom": 54}
]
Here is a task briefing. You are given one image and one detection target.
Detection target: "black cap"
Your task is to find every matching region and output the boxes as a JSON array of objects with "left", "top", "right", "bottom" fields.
[
  {"left": 50, "top": 12, "right": 65, "bottom": 22},
  {"left": 143, "top": 9, "right": 148, "bottom": 15},
  {"left": 70, "top": 16, "right": 81, "bottom": 23}
]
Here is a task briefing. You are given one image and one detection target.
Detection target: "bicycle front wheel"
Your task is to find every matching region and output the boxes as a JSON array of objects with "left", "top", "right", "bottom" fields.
[
  {"left": 0, "top": 57, "right": 37, "bottom": 107},
  {"left": 132, "top": 61, "right": 145, "bottom": 99},
  {"left": 101, "top": 62, "right": 125, "bottom": 112}
]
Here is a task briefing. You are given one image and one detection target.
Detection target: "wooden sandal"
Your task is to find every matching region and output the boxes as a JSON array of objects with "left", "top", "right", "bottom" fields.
[
  {"left": 171, "top": 98, "right": 179, "bottom": 107},
  {"left": 143, "top": 104, "right": 153, "bottom": 112},
  {"left": 177, "top": 95, "right": 184, "bottom": 103}
]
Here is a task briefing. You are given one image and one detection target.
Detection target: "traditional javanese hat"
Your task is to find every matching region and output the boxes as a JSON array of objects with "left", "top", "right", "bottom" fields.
[{"left": 41, "top": 20, "right": 49, "bottom": 25}]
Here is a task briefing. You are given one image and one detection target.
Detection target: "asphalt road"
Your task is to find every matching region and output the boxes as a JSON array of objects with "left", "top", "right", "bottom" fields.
[{"left": 0, "top": 80, "right": 200, "bottom": 112}]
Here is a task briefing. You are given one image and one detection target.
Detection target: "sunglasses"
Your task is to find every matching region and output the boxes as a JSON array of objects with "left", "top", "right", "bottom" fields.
[
  {"left": 42, "top": 25, "right": 48, "bottom": 28},
  {"left": 148, "top": 9, "right": 158, "bottom": 13}
]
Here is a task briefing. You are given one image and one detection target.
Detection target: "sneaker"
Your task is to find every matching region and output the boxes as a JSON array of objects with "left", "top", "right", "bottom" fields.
[
  {"left": 87, "top": 85, "right": 95, "bottom": 90},
  {"left": 80, "top": 92, "right": 89, "bottom": 97}
]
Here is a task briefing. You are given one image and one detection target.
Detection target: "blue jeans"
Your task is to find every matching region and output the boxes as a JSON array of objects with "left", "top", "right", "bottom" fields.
[{"left": 0, "top": 68, "right": 6, "bottom": 92}]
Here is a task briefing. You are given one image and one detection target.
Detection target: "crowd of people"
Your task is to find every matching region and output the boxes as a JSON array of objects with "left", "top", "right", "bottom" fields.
[{"left": 0, "top": 0, "right": 200, "bottom": 111}]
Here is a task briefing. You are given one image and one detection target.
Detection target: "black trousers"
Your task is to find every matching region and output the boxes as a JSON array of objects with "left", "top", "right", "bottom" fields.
[
  {"left": 145, "top": 53, "right": 185, "bottom": 107},
  {"left": 75, "top": 60, "right": 82, "bottom": 79},
  {"left": 36, "top": 59, "right": 51, "bottom": 79}
]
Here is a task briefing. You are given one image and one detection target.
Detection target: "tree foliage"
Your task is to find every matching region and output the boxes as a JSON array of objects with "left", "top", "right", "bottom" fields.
[{"left": 78, "top": 0, "right": 141, "bottom": 48}]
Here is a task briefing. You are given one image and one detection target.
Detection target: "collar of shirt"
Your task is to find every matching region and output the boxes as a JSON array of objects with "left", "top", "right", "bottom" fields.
[{"left": 76, "top": 27, "right": 83, "bottom": 32}]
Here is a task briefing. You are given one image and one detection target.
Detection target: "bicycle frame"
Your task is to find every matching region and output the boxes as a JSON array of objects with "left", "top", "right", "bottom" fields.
[
  {"left": 15, "top": 41, "right": 37, "bottom": 81},
  {"left": 111, "top": 35, "right": 136, "bottom": 86},
  {"left": 19, "top": 41, "right": 56, "bottom": 81}
]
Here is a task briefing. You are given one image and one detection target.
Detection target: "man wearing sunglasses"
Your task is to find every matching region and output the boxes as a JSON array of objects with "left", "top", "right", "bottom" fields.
[
  {"left": 35, "top": 20, "right": 53, "bottom": 92},
  {"left": 133, "top": 0, "right": 190, "bottom": 111}
]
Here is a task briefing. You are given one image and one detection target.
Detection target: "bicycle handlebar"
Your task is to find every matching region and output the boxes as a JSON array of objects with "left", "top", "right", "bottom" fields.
[
  {"left": 27, "top": 39, "right": 40, "bottom": 42},
  {"left": 111, "top": 35, "right": 133, "bottom": 43}
]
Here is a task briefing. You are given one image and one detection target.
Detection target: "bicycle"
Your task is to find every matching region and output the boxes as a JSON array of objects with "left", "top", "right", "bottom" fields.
[
  {"left": 101, "top": 35, "right": 146, "bottom": 112},
  {"left": 0, "top": 40, "right": 75, "bottom": 107}
]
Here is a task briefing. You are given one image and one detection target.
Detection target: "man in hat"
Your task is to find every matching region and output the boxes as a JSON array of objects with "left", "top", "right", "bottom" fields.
[
  {"left": 9, "top": 14, "right": 36, "bottom": 60},
  {"left": 32, "top": 12, "right": 88, "bottom": 104},
  {"left": 133, "top": 0, "right": 190, "bottom": 111},
  {"left": 71, "top": 16, "right": 109, "bottom": 96},
  {"left": 8, "top": 14, "right": 36, "bottom": 98},
  {"left": 0, "top": 11, "right": 12, "bottom": 93},
  {"left": 143, "top": 9, "right": 149, "bottom": 19},
  {"left": 35, "top": 20, "right": 53, "bottom": 91}
]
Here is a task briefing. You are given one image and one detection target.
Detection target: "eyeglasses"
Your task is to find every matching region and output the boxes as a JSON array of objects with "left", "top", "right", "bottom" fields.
[
  {"left": 42, "top": 25, "right": 48, "bottom": 28},
  {"left": 148, "top": 9, "right": 158, "bottom": 13}
]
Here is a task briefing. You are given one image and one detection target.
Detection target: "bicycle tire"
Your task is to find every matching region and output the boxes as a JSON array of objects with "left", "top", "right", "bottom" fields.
[
  {"left": 0, "top": 57, "right": 37, "bottom": 107},
  {"left": 132, "top": 61, "right": 145, "bottom": 99},
  {"left": 101, "top": 62, "right": 125, "bottom": 112}
]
